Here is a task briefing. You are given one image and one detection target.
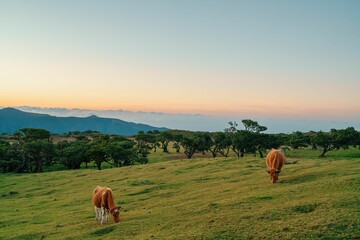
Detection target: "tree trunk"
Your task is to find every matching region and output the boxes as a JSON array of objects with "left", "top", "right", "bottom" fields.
[
  {"left": 36, "top": 161, "right": 43, "bottom": 173},
  {"left": 96, "top": 162, "right": 101, "bottom": 170},
  {"left": 161, "top": 142, "right": 169, "bottom": 153},
  {"left": 258, "top": 150, "right": 264, "bottom": 158},
  {"left": 232, "top": 147, "right": 240, "bottom": 158},
  {"left": 319, "top": 148, "right": 327, "bottom": 157}
]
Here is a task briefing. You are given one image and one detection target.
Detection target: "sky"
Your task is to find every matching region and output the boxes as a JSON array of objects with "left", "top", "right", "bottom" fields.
[{"left": 1, "top": 0, "right": 360, "bottom": 131}]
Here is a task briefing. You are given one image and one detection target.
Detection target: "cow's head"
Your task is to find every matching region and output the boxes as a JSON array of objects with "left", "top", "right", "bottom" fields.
[
  {"left": 110, "top": 206, "right": 121, "bottom": 223},
  {"left": 266, "top": 169, "right": 281, "bottom": 183}
]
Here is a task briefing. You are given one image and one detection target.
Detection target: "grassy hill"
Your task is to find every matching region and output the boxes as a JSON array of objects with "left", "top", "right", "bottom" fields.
[{"left": 0, "top": 149, "right": 359, "bottom": 239}]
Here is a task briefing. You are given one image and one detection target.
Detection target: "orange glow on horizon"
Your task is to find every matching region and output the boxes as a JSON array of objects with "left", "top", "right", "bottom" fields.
[{"left": 2, "top": 95, "right": 360, "bottom": 120}]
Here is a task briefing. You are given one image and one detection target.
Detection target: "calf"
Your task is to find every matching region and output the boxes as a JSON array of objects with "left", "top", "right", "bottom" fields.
[{"left": 92, "top": 186, "right": 121, "bottom": 224}]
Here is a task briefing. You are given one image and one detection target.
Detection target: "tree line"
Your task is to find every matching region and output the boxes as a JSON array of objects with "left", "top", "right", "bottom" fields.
[
  {"left": 0, "top": 128, "right": 147, "bottom": 173},
  {"left": 0, "top": 119, "right": 359, "bottom": 173}
]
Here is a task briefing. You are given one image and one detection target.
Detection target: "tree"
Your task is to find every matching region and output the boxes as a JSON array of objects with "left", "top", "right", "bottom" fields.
[
  {"left": 172, "top": 133, "right": 183, "bottom": 153},
  {"left": 157, "top": 131, "right": 173, "bottom": 153},
  {"left": 57, "top": 141, "right": 87, "bottom": 169},
  {"left": 311, "top": 128, "right": 359, "bottom": 157},
  {"left": 23, "top": 141, "right": 55, "bottom": 172},
  {"left": 209, "top": 132, "right": 229, "bottom": 158},
  {"left": 106, "top": 140, "right": 137, "bottom": 167},
  {"left": 195, "top": 132, "right": 212, "bottom": 155},
  {"left": 289, "top": 131, "right": 310, "bottom": 149},
  {"left": 134, "top": 132, "right": 152, "bottom": 162},
  {"left": 216, "top": 132, "right": 232, "bottom": 157},
  {"left": 86, "top": 139, "right": 107, "bottom": 170},
  {"left": 0, "top": 140, "right": 12, "bottom": 172},
  {"left": 238, "top": 119, "right": 268, "bottom": 157},
  {"left": 20, "top": 128, "right": 51, "bottom": 142},
  {"left": 146, "top": 131, "right": 161, "bottom": 152},
  {"left": 224, "top": 121, "right": 238, "bottom": 133},
  {"left": 335, "top": 127, "right": 359, "bottom": 149},
  {"left": 9, "top": 128, "right": 55, "bottom": 173},
  {"left": 241, "top": 119, "right": 267, "bottom": 133},
  {"left": 180, "top": 135, "right": 197, "bottom": 159},
  {"left": 231, "top": 130, "right": 255, "bottom": 157},
  {"left": 252, "top": 133, "right": 274, "bottom": 158},
  {"left": 135, "top": 131, "right": 159, "bottom": 153}
]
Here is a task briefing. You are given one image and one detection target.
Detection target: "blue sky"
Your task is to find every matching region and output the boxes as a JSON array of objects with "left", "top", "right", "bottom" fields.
[{"left": 1, "top": 0, "right": 360, "bottom": 131}]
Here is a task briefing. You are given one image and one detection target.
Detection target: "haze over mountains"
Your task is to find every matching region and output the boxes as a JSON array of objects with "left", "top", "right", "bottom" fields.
[
  {"left": 0, "top": 108, "right": 167, "bottom": 135},
  {"left": 4, "top": 106, "right": 360, "bottom": 133}
]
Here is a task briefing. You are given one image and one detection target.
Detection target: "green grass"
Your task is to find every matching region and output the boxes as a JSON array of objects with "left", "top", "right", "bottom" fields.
[{"left": 0, "top": 149, "right": 359, "bottom": 239}]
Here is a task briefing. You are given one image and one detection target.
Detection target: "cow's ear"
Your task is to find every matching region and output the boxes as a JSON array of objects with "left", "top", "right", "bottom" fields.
[
  {"left": 266, "top": 170, "right": 270, "bottom": 173},
  {"left": 276, "top": 170, "right": 281, "bottom": 173}
]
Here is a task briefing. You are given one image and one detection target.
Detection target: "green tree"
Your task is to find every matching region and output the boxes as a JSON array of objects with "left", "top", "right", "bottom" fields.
[
  {"left": 224, "top": 121, "right": 238, "bottom": 133},
  {"left": 335, "top": 127, "right": 359, "bottom": 149},
  {"left": 217, "top": 132, "right": 232, "bottom": 157},
  {"left": 106, "top": 140, "right": 137, "bottom": 167},
  {"left": 86, "top": 140, "right": 107, "bottom": 170},
  {"left": 134, "top": 132, "right": 152, "bottom": 161},
  {"left": 23, "top": 141, "right": 55, "bottom": 172},
  {"left": 172, "top": 133, "right": 184, "bottom": 153},
  {"left": 209, "top": 132, "right": 229, "bottom": 158},
  {"left": 20, "top": 128, "right": 51, "bottom": 142},
  {"left": 57, "top": 141, "right": 87, "bottom": 169},
  {"left": 311, "top": 128, "right": 358, "bottom": 157},
  {"left": 180, "top": 135, "right": 197, "bottom": 159},
  {"left": 241, "top": 119, "right": 267, "bottom": 133},
  {"left": 157, "top": 131, "right": 173, "bottom": 153},
  {"left": 135, "top": 131, "right": 158, "bottom": 153},
  {"left": 0, "top": 140, "right": 12, "bottom": 172},
  {"left": 239, "top": 119, "right": 268, "bottom": 157},
  {"left": 231, "top": 130, "right": 254, "bottom": 157},
  {"left": 11, "top": 128, "right": 55, "bottom": 173},
  {"left": 289, "top": 131, "right": 310, "bottom": 149},
  {"left": 195, "top": 132, "right": 212, "bottom": 155}
]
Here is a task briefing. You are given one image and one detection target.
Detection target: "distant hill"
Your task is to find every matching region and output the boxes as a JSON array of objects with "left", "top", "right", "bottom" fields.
[{"left": 0, "top": 108, "right": 168, "bottom": 135}]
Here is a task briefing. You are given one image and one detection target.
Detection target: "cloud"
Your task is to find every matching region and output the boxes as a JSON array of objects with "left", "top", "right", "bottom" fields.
[{"left": 7, "top": 106, "right": 360, "bottom": 133}]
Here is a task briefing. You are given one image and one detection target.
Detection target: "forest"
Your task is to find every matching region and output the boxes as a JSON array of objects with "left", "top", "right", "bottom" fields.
[{"left": 0, "top": 119, "right": 359, "bottom": 173}]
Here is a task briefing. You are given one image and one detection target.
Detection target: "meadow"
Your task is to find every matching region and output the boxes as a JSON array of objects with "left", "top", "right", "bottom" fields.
[{"left": 0, "top": 148, "right": 359, "bottom": 239}]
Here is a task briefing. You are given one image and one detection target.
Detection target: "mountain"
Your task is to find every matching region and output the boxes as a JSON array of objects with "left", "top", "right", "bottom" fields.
[{"left": 0, "top": 108, "right": 168, "bottom": 135}]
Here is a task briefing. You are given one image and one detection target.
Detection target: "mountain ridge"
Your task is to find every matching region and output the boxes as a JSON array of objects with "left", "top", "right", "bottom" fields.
[{"left": 0, "top": 108, "right": 167, "bottom": 135}]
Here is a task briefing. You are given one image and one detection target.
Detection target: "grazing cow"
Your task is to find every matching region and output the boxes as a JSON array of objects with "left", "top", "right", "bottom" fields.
[
  {"left": 92, "top": 186, "right": 121, "bottom": 224},
  {"left": 265, "top": 149, "right": 286, "bottom": 183}
]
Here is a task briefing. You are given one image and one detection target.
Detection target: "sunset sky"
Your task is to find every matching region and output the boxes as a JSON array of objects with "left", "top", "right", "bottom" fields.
[{"left": 1, "top": 0, "right": 360, "bottom": 121}]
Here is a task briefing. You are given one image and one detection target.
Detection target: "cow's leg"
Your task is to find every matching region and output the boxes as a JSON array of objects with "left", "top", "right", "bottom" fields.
[
  {"left": 101, "top": 207, "right": 105, "bottom": 225},
  {"left": 105, "top": 209, "right": 109, "bottom": 222},
  {"left": 94, "top": 206, "right": 98, "bottom": 221},
  {"left": 95, "top": 207, "right": 101, "bottom": 222},
  {"left": 98, "top": 207, "right": 102, "bottom": 221}
]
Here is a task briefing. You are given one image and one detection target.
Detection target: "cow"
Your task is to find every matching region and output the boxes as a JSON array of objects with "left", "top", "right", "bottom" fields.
[
  {"left": 92, "top": 186, "right": 121, "bottom": 224},
  {"left": 265, "top": 149, "right": 286, "bottom": 183}
]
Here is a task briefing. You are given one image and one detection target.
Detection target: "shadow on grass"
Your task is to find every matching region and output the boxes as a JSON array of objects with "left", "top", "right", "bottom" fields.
[
  {"left": 281, "top": 173, "right": 320, "bottom": 184},
  {"left": 292, "top": 204, "right": 318, "bottom": 213},
  {"left": 91, "top": 226, "right": 116, "bottom": 236}
]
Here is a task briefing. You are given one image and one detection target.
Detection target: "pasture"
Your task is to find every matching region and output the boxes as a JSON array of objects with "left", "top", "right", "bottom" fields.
[{"left": 0, "top": 149, "right": 359, "bottom": 239}]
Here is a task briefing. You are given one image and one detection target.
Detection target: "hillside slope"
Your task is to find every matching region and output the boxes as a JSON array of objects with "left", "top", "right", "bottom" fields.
[
  {"left": 0, "top": 153, "right": 359, "bottom": 239},
  {"left": 0, "top": 108, "right": 167, "bottom": 135}
]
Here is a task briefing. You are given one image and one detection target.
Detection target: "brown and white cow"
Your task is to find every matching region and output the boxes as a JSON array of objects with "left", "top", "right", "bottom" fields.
[
  {"left": 265, "top": 149, "right": 286, "bottom": 183},
  {"left": 92, "top": 186, "right": 121, "bottom": 224}
]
